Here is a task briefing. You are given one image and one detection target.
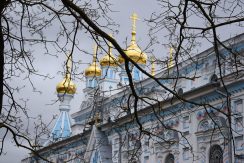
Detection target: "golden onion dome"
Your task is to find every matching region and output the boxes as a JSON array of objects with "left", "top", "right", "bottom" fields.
[
  {"left": 100, "top": 42, "right": 118, "bottom": 67},
  {"left": 56, "top": 77, "right": 77, "bottom": 94},
  {"left": 56, "top": 54, "right": 77, "bottom": 94},
  {"left": 84, "top": 45, "right": 102, "bottom": 77},
  {"left": 118, "top": 13, "right": 147, "bottom": 64},
  {"left": 85, "top": 62, "right": 101, "bottom": 77},
  {"left": 118, "top": 39, "right": 147, "bottom": 64}
]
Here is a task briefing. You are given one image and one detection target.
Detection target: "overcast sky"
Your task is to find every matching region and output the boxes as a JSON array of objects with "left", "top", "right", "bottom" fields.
[
  {"left": 1, "top": 0, "right": 243, "bottom": 162},
  {"left": 0, "top": 1, "right": 161, "bottom": 162}
]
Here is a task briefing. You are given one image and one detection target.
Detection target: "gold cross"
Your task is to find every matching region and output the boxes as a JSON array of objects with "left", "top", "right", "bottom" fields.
[
  {"left": 67, "top": 54, "right": 72, "bottom": 73},
  {"left": 130, "top": 12, "right": 138, "bottom": 32},
  {"left": 109, "top": 34, "right": 113, "bottom": 52},
  {"left": 93, "top": 44, "right": 98, "bottom": 63},
  {"left": 168, "top": 47, "right": 174, "bottom": 68},
  {"left": 65, "top": 53, "right": 72, "bottom": 79},
  {"left": 150, "top": 56, "right": 156, "bottom": 76}
]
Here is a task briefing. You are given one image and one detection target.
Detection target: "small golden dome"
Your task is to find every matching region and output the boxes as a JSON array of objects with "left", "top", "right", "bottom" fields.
[
  {"left": 85, "top": 62, "right": 102, "bottom": 77},
  {"left": 84, "top": 45, "right": 102, "bottom": 77},
  {"left": 118, "top": 12, "right": 147, "bottom": 64},
  {"left": 100, "top": 42, "right": 118, "bottom": 67},
  {"left": 56, "top": 77, "right": 76, "bottom": 94},
  {"left": 56, "top": 54, "right": 76, "bottom": 94},
  {"left": 100, "top": 55, "right": 117, "bottom": 67}
]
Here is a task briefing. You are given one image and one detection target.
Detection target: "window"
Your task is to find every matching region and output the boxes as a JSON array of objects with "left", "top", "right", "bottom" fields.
[
  {"left": 209, "top": 145, "right": 223, "bottom": 163},
  {"left": 183, "top": 147, "right": 190, "bottom": 160},
  {"left": 210, "top": 74, "right": 218, "bottom": 83},
  {"left": 183, "top": 115, "right": 190, "bottom": 129},
  {"left": 143, "top": 136, "right": 149, "bottom": 152},
  {"left": 165, "top": 153, "right": 174, "bottom": 163},
  {"left": 205, "top": 62, "right": 209, "bottom": 70},
  {"left": 134, "top": 68, "right": 140, "bottom": 81},
  {"left": 235, "top": 100, "right": 243, "bottom": 114},
  {"left": 235, "top": 117, "right": 243, "bottom": 132},
  {"left": 74, "top": 158, "right": 81, "bottom": 163},
  {"left": 182, "top": 131, "right": 189, "bottom": 144},
  {"left": 235, "top": 136, "right": 243, "bottom": 151},
  {"left": 177, "top": 88, "right": 184, "bottom": 96},
  {"left": 110, "top": 69, "right": 114, "bottom": 79},
  {"left": 212, "top": 59, "right": 216, "bottom": 66},
  {"left": 114, "top": 138, "right": 120, "bottom": 149},
  {"left": 93, "top": 80, "right": 97, "bottom": 87},
  {"left": 235, "top": 158, "right": 242, "bottom": 163},
  {"left": 88, "top": 79, "right": 93, "bottom": 87},
  {"left": 75, "top": 149, "right": 82, "bottom": 155},
  {"left": 144, "top": 156, "right": 149, "bottom": 163},
  {"left": 144, "top": 139, "right": 149, "bottom": 147},
  {"left": 102, "top": 69, "right": 107, "bottom": 78},
  {"left": 60, "top": 153, "right": 68, "bottom": 160},
  {"left": 123, "top": 77, "right": 129, "bottom": 82}
]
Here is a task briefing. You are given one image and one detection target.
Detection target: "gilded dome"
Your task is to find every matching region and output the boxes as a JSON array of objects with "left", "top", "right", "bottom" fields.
[
  {"left": 84, "top": 62, "right": 101, "bottom": 77},
  {"left": 118, "top": 13, "right": 147, "bottom": 64},
  {"left": 100, "top": 43, "right": 118, "bottom": 67},
  {"left": 56, "top": 54, "right": 76, "bottom": 94},
  {"left": 56, "top": 77, "right": 76, "bottom": 94},
  {"left": 100, "top": 54, "right": 117, "bottom": 67},
  {"left": 84, "top": 45, "right": 102, "bottom": 77}
]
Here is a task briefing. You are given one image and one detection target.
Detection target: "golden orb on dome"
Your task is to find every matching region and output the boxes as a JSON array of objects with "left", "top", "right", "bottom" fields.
[
  {"left": 100, "top": 42, "right": 118, "bottom": 67},
  {"left": 84, "top": 45, "right": 102, "bottom": 77},
  {"left": 56, "top": 54, "right": 77, "bottom": 94},
  {"left": 118, "top": 12, "right": 147, "bottom": 64}
]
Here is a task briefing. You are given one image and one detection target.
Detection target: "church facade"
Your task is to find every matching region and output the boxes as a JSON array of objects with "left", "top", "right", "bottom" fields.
[{"left": 22, "top": 13, "right": 244, "bottom": 163}]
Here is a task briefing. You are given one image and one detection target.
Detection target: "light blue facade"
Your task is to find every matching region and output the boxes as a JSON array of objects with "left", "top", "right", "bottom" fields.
[{"left": 22, "top": 34, "right": 244, "bottom": 163}]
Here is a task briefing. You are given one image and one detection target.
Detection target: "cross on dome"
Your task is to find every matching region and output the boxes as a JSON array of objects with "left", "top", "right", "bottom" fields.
[
  {"left": 66, "top": 54, "right": 72, "bottom": 78},
  {"left": 93, "top": 44, "right": 98, "bottom": 63},
  {"left": 130, "top": 12, "right": 139, "bottom": 33},
  {"left": 168, "top": 47, "right": 174, "bottom": 68}
]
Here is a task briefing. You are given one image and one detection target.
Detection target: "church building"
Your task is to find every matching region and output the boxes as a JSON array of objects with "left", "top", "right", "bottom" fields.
[{"left": 22, "top": 13, "right": 244, "bottom": 163}]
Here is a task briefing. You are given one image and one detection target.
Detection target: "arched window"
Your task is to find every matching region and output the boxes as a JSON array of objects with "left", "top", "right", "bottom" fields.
[
  {"left": 210, "top": 74, "right": 218, "bottom": 83},
  {"left": 88, "top": 79, "right": 93, "bottom": 87},
  {"left": 177, "top": 88, "right": 183, "bottom": 96},
  {"left": 209, "top": 145, "right": 223, "bottom": 163},
  {"left": 165, "top": 153, "right": 174, "bottom": 163},
  {"left": 102, "top": 69, "right": 106, "bottom": 78},
  {"left": 134, "top": 68, "right": 140, "bottom": 81},
  {"left": 110, "top": 69, "right": 114, "bottom": 79}
]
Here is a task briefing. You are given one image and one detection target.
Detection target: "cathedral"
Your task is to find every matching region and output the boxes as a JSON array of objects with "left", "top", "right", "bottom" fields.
[{"left": 21, "top": 13, "right": 244, "bottom": 163}]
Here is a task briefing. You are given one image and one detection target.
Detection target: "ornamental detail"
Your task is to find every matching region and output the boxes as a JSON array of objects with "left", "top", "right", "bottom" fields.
[{"left": 197, "top": 116, "right": 227, "bottom": 132}]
